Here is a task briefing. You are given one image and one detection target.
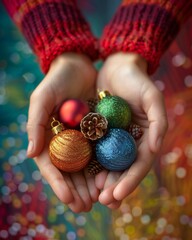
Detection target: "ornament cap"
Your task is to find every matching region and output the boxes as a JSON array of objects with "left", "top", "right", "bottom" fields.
[
  {"left": 98, "top": 90, "right": 111, "bottom": 100},
  {"left": 51, "top": 118, "right": 65, "bottom": 135}
]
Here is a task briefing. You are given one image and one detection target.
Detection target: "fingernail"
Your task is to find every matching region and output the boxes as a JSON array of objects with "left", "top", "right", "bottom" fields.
[{"left": 27, "top": 140, "right": 34, "bottom": 155}]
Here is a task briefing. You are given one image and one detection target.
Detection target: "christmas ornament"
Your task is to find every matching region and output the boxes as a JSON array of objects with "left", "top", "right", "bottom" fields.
[
  {"left": 80, "top": 112, "right": 108, "bottom": 140},
  {"left": 49, "top": 118, "right": 92, "bottom": 172},
  {"left": 59, "top": 99, "right": 90, "bottom": 128},
  {"left": 128, "top": 124, "right": 143, "bottom": 140},
  {"left": 88, "top": 158, "right": 104, "bottom": 176},
  {"left": 96, "top": 91, "right": 131, "bottom": 129},
  {"left": 96, "top": 128, "right": 137, "bottom": 171}
]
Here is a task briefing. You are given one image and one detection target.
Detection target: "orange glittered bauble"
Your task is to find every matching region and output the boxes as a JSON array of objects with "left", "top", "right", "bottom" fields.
[{"left": 49, "top": 120, "right": 92, "bottom": 172}]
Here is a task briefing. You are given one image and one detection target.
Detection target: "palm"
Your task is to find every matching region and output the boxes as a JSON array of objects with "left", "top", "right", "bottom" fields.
[{"left": 95, "top": 55, "right": 167, "bottom": 208}]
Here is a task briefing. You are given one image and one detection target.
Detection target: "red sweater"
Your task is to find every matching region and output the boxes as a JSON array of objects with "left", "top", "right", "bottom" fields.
[{"left": 3, "top": 0, "right": 192, "bottom": 74}]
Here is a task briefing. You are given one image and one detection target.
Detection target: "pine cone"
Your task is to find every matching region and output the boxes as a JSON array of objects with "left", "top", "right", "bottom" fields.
[
  {"left": 88, "top": 159, "right": 104, "bottom": 176},
  {"left": 128, "top": 124, "right": 143, "bottom": 140},
  {"left": 87, "top": 98, "right": 98, "bottom": 112},
  {"left": 80, "top": 112, "right": 108, "bottom": 140}
]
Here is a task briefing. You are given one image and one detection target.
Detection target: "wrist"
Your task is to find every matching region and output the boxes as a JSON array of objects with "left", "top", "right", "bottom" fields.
[
  {"left": 106, "top": 52, "right": 147, "bottom": 73},
  {"left": 44, "top": 52, "right": 96, "bottom": 100},
  {"left": 50, "top": 53, "right": 93, "bottom": 71}
]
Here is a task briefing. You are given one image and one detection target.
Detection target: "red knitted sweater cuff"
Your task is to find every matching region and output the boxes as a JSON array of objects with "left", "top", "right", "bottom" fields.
[
  {"left": 3, "top": 0, "right": 99, "bottom": 73},
  {"left": 100, "top": 1, "right": 192, "bottom": 75}
]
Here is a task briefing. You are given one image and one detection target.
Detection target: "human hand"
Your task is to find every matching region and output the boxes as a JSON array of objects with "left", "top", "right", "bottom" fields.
[
  {"left": 95, "top": 53, "right": 168, "bottom": 209},
  {"left": 27, "top": 53, "right": 99, "bottom": 212}
]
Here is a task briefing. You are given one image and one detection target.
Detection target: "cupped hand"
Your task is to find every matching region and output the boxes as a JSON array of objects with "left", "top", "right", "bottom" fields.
[
  {"left": 26, "top": 53, "right": 99, "bottom": 212},
  {"left": 95, "top": 53, "right": 168, "bottom": 208}
]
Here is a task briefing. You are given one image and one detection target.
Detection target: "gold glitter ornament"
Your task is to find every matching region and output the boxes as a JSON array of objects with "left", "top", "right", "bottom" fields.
[{"left": 49, "top": 118, "right": 92, "bottom": 172}]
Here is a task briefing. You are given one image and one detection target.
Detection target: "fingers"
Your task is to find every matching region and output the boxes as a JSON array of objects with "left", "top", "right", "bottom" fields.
[
  {"left": 36, "top": 149, "right": 98, "bottom": 212},
  {"left": 99, "top": 186, "right": 116, "bottom": 205},
  {"left": 113, "top": 138, "right": 155, "bottom": 201},
  {"left": 27, "top": 85, "right": 54, "bottom": 158},
  {"left": 98, "top": 171, "right": 121, "bottom": 205},
  {"left": 67, "top": 181, "right": 87, "bottom": 213},
  {"left": 35, "top": 158, "right": 74, "bottom": 204},
  {"left": 69, "top": 172, "right": 93, "bottom": 212},
  {"left": 95, "top": 170, "right": 108, "bottom": 190},
  {"left": 107, "top": 201, "right": 122, "bottom": 209},
  {"left": 142, "top": 86, "right": 168, "bottom": 153},
  {"left": 35, "top": 151, "right": 94, "bottom": 212},
  {"left": 97, "top": 132, "right": 155, "bottom": 203},
  {"left": 84, "top": 169, "right": 100, "bottom": 202}
]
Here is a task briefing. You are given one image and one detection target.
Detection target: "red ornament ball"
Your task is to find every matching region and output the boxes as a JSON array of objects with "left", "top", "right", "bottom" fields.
[{"left": 59, "top": 99, "right": 90, "bottom": 128}]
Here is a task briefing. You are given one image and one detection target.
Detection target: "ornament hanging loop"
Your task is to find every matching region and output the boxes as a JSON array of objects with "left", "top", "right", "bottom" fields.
[
  {"left": 98, "top": 90, "right": 111, "bottom": 100},
  {"left": 51, "top": 118, "right": 65, "bottom": 135}
]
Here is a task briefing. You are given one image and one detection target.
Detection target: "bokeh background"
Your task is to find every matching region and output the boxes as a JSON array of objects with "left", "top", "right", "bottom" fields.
[{"left": 0, "top": 1, "right": 192, "bottom": 239}]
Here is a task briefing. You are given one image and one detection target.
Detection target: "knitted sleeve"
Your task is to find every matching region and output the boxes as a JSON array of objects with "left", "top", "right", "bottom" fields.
[
  {"left": 100, "top": 0, "right": 192, "bottom": 75},
  {"left": 2, "top": 0, "right": 99, "bottom": 73}
]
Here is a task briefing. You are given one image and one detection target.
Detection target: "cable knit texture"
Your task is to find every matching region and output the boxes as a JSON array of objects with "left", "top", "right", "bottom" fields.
[
  {"left": 100, "top": 0, "right": 192, "bottom": 75},
  {"left": 3, "top": 0, "right": 192, "bottom": 74},
  {"left": 3, "top": 0, "right": 99, "bottom": 73}
]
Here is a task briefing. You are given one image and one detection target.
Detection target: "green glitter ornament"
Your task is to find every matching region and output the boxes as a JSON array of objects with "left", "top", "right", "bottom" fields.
[{"left": 96, "top": 91, "right": 131, "bottom": 129}]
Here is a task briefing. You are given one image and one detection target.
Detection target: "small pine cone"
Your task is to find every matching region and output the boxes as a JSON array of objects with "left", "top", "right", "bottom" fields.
[
  {"left": 87, "top": 98, "right": 99, "bottom": 112},
  {"left": 80, "top": 112, "right": 108, "bottom": 140},
  {"left": 88, "top": 159, "right": 104, "bottom": 176},
  {"left": 128, "top": 124, "right": 143, "bottom": 140}
]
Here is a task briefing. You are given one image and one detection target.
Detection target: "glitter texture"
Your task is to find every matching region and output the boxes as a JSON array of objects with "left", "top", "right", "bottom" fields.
[
  {"left": 1, "top": 2, "right": 192, "bottom": 240},
  {"left": 49, "top": 130, "right": 92, "bottom": 172},
  {"left": 96, "top": 129, "right": 137, "bottom": 171},
  {"left": 96, "top": 95, "right": 131, "bottom": 129}
]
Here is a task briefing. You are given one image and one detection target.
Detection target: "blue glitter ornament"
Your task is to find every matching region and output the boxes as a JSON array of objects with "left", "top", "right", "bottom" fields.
[{"left": 96, "top": 129, "right": 137, "bottom": 171}]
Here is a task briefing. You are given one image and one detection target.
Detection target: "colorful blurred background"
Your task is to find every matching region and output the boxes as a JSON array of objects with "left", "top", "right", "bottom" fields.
[{"left": 0, "top": 1, "right": 192, "bottom": 239}]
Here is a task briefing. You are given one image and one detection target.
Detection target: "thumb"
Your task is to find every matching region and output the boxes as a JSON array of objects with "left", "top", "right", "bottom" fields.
[
  {"left": 27, "top": 87, "right": 54, "bottom": 158},
  {"left": 143, "top": 87, "right": 168, "bottom": 153}
]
